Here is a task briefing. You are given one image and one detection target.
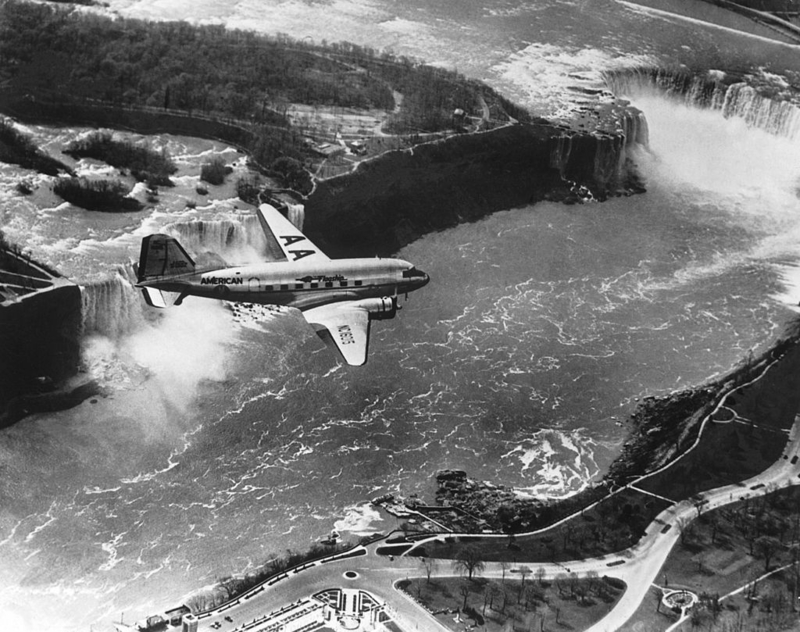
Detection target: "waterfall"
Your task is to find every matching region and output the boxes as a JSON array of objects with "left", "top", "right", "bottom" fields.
[
  {"left": 549, "top": 134, "right": 573, "bottom": 172},
  {"left": 162, "top": 213, "right": 267, "bottom": 258},
  {"left": 721, "top": 83, "right": 800, "bottom": 140},
  {"left": 80, "top": 265, "right": 144, "bottom": 339},
  {"left": 603, "top": 67, "right": 800, "bottom": 141},
  {"left": 287, "top": 202, "right": 305, "bottom": 230}
]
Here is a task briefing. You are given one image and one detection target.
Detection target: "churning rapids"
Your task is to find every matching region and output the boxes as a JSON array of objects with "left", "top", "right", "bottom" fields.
[{"left": 2, "top": 1, "right": 800, "bottom": 631}]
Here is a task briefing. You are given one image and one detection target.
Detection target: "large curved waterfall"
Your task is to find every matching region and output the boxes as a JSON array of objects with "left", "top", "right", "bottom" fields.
[{"left": 604, "top": 68, "right": 800, "bottom": 140}]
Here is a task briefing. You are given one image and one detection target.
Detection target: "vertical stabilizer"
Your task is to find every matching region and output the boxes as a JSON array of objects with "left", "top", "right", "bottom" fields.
[{"left": 137, "top": 234, "right": 196, "bottom": 282}]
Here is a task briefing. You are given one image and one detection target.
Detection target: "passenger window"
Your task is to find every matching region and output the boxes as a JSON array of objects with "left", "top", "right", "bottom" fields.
[
  {"left": 340, "top": 281, "right": 348, "bottom": 287},
  {"left": 355, "top": 280, "right": 363, "bottom": 287},
  {"left": 295, "top": 283, "right": 304, "bottom": 290},
  {"left": 310, "top": 283, "right": 319, "bottom": 289},
  {"left": 325, "top": 282, "right": 333, "bottom": 288},
  {"left": 280, "top": 284, "right": 289, "bottom": 290},
  {"left": 265, "top": 285, "right": 273, "bottom": 291}
]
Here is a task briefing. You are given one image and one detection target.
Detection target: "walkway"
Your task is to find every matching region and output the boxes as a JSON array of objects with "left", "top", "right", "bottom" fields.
[{"left": 183, "top": 355, "right": 800, "bottom": 632}]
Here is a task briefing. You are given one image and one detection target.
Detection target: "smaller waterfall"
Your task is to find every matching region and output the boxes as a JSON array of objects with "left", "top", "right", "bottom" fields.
[
  {"left": 163, "top": 213, "right": 267, "bottom": 257},
  {"left": 81, "top": 265, "right": 144, "bottom": 339},
  {"left": 722, "top": 83, "right": 800, "bottom": 140},
  {"left": 287, "top": 202, "right": 305, "bottom": 230}
]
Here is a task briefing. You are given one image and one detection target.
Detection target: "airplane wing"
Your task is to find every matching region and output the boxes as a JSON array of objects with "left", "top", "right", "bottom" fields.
[
  {"left": 257, "top": 203, "right": 330, "bottom": 264},
  {"left": 303, "top": 303, "right": 372, "bottom": 366}
]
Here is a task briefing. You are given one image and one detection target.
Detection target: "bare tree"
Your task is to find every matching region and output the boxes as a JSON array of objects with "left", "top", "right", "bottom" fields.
[
  {"left": 419, "top": 557, "right": 438, "bottom": 584},
  {"left": 459, "top": 581, "right": 471, "bottom": 611},
  {"left": 500, "top": 560, "right": 509, "bottom": 584},
  {"left": 755, "top": 535, "right": 784, "bottom": 571},
  {"left": 518, "top": 565, "right": 532, "bottom": 587}
]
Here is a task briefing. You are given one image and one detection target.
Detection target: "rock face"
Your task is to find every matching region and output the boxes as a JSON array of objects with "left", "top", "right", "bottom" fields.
[
  {"left": 0, "top": 284, "right": 83, "bottom": 426},
  {"left": 304, "top": 122, "right": 642, "bottom": 258}
]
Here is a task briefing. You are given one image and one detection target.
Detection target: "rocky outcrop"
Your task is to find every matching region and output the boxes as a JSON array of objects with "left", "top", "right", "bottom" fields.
[
  {"left": 0, "top": 283, "right": 83, "bottom": 426},
  {"left": 303, "top": 122, "right": 643, "bottom": 258}
]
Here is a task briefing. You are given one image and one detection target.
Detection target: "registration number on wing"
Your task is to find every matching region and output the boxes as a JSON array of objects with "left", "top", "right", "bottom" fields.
[{"left": 337, "top": 325, "right": 355, "bottom": 345}]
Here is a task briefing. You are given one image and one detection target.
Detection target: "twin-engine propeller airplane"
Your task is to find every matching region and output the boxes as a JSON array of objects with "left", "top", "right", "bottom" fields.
[{"left": 136, "top": 203, "right": 430, "bottom": 366}]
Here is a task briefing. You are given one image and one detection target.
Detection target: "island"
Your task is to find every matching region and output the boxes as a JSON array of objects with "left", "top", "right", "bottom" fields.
[{"left": 1, "top": 1, "right": 800, "bottom": 631}]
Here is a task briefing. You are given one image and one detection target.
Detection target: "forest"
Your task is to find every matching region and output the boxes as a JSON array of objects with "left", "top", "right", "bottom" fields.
[{"left": 0, "top": 0, "right": 529, "bottom": 151}]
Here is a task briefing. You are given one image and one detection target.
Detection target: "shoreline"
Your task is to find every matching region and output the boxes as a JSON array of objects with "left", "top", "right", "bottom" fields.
[{"left": 385, "top": 319, "right": 800, "bottom": 536}]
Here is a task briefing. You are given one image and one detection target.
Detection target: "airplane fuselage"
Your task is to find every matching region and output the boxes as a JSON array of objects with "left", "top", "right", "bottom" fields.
[{"left": 140, "top": 257, "right": 428, "bottom": 311}]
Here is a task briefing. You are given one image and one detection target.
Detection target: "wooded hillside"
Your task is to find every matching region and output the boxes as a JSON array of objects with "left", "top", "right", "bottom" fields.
[{"left": 0, "top": 0, "right": 529, "bottom": 139}]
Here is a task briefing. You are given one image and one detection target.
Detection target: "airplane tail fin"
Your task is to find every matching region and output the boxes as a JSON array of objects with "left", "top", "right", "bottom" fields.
[
  {"left": 137, "top": 234, "right": 196, "bottom": 283},
  {"left": 136, "top": 234, "right": 195, "bottom": 309}
]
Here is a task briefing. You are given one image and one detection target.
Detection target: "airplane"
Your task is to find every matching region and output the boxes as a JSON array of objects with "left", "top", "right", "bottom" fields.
[{"left": 135, "top": 203, "right": 430, "bottom": 366}]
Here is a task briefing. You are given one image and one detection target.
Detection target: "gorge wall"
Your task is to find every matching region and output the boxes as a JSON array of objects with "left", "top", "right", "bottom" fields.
[
  {"left": 0, "top": 284, "right": 83, "bottom": 426},
  {"left": 302, "top": 121, "right": 644, "bottom": 258}
]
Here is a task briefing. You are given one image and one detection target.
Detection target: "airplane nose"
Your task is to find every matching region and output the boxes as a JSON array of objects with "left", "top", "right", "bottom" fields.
[{"left": 419, "top": 271, "right": 430, "bottom": 288}]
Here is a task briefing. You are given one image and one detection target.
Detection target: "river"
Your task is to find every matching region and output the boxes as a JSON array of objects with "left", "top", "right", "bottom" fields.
[{"left": 0, "top": 1, "right": 799, "bottom": 630}]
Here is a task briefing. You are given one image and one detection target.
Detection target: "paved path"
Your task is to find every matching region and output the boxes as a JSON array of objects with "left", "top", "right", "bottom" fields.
[{"left": 190, "top": 385, "right": 800, "bottom": 632}]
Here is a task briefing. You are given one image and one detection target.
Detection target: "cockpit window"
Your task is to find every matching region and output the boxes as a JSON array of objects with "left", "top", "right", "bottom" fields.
[{"left": 402, "top": 267, "right": 426, "bottom": 278}]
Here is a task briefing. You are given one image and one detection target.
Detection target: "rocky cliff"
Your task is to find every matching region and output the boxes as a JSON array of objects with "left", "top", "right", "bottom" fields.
[
  {"left": 303, "top": 122, "right": 643, "bottom": 258},
  {"left": 0, "top": 283, "right": 83, "bottom": 427}
]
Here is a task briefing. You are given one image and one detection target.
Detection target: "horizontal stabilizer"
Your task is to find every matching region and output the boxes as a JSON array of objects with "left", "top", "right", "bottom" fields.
[{"left": 141, "top": 287, "right": 168, "bottom": 308}]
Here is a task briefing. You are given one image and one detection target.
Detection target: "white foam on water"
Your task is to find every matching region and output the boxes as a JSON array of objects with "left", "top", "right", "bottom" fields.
[
  {"left": 333, "top": 502, "right": 384, "bottom": 536},
  {"left": 502, "top": 428, "right": 604, "bottom": 499},
  {"left": 773, "top": 263, "right": 800, "bottom": 311},
  {"left": 493, "top": 42, "right": 655, "bottom": 118},
  {"left": 616, "top": 92, "right": 800, "bottom": 309}
]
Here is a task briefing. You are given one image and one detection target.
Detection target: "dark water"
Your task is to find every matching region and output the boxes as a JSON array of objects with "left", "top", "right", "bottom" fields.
[{"left": 1, "top": 1, "right": 800, "bottom": 631}]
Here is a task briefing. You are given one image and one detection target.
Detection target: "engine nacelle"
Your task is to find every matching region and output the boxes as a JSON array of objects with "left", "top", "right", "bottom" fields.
[{"left": 352, "top": 296, "right": 397, "bottom": 321}]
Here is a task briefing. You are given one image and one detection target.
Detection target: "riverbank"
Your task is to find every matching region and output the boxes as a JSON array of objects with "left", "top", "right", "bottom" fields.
[{"left": 398, "top": 319, "right": 800, "bottom": 537}]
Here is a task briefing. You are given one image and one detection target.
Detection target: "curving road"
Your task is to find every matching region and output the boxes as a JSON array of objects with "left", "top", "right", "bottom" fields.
[{"left": 183, "top": 383, "right": 800, "bottom": 632}]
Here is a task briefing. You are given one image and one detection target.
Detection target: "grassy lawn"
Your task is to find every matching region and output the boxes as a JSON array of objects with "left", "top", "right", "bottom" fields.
[
  {"left": 399, "top": 575, "right": 625, "bottom": 632},
  {"left": 620, "top": 487, "right": 800, "bottom": 632}
]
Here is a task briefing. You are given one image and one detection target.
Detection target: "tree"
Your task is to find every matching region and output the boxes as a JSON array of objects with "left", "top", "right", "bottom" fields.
[
  {"left": 585, "top": 570, "right": 601, "bottom": 597},
  {"left": 270, "top": 156, "right": 311, "bottom": 193},
  {"left": 452, "top": 544, "right": 485, "bottom": 581},
  {"left": 459, "top": 581, "right": 471, "bottom": 611},
  {"left": 200, "top": 157, "right": 230, "bottom": 185},
  {"left": 419, "top": 556, "right": 437, "bottom": 584},
  {"left": 500, "top": 560, "right": 509, "bottom": 584},
  {"left": 755, "top": 535, "right": 783, "bottom": 571},
  {"left": 518, "top": 566, "right": 532, "bottom": 600}
]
